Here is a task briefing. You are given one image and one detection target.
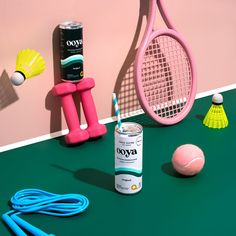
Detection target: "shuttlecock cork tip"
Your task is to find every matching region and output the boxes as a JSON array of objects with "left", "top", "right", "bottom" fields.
[
  {"left": 212, "top": 93, "right": 223, "bottom": 104},
  {"left": 11, "top": 71, "right": 25, "bottom": 86}
]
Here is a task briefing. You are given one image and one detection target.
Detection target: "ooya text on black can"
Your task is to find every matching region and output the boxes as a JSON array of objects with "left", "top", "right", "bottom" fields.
[{"left": 59, "top": 21, "right": 84, "bottom": 83}]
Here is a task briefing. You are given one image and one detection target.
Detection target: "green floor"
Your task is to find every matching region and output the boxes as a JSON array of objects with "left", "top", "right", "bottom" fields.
[{"left": 1, "top": 89, "right": 236, "bottom": 235}]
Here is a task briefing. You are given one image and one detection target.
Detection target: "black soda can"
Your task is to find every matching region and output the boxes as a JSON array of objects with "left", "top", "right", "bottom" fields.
[{"left": 59, "top": 21, "right": 83, "bottom": 82}]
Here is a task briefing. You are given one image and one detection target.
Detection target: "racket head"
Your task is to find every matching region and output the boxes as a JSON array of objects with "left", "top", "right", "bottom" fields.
[{"left": 134, "top": 29, "right": 197, "bottom": 125}]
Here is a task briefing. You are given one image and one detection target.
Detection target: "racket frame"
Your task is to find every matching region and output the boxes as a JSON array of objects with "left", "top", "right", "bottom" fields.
[{"left": 134, "top": 0, "right": 197, "bottom": 125}]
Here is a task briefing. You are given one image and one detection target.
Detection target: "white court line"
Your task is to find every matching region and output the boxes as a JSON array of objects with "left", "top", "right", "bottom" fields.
[{"left": 1, "top": 83, "right": 236, "bottom": 153}]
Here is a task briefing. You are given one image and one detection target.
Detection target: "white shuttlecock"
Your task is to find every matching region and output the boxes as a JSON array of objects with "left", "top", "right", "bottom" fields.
[
  {"left": 11, "top": 49, "right": 46, "bottom": 86},
  {"left": 203, "top": 93, "right": 228, "bottom": 129}
]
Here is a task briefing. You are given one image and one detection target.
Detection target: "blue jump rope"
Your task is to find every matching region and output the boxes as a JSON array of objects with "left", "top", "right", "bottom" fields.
[{"left": 2, "top": 189, "right": 89, "bottom": 236}]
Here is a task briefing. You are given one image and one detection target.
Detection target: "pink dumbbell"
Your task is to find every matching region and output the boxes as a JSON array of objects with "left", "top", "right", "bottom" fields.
[
  {"left": 77, "top": 78, "right": 107, "bottom": 138},
  {"left": 52, "top": 82, "right": 89, "bottom": 144}
]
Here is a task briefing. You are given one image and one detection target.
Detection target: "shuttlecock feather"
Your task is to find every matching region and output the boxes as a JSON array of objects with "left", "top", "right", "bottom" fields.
[
  {"left": 203, "top": 93, "right": 228, "bottom": 129},
  {"left": 11, "top": 49, "right": 46, "bottom": 86}
]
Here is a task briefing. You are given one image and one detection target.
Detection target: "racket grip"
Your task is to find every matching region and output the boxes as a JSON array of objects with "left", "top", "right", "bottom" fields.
[
  {"left": 2, "top": 213, "right": 27, "bottom": 236},
  {"left": 11, "top": 214, "right": 55, "bottom": 236},
  {"left": 52, "top": 83, "right": 89, "bottom": 144},
  {"left": 77, "top": 78, "right": 107, "bottom": 138}
]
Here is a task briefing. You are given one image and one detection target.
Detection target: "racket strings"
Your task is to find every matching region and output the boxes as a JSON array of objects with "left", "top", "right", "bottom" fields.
[{"left": 141, "top": 35, "right": 192, "bottom": 118}]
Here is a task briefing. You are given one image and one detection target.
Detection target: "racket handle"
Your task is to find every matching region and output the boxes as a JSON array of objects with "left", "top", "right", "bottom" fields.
[
  {"left": 52, "top": 83, "right": 89, "bottom": 144},
  {"left": 2, "top": 213, "right": 27, "bottom": 236},
  {"left": 77, "top": 78, "right": 107, "bottom": 138},
  {"left": 11, "top": 214, "right": 55, "bottom": 236}
]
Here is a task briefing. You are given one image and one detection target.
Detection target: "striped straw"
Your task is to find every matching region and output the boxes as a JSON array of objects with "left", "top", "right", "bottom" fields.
[{"left": 112, "top": 93, "right": 122, "bottom": 131}]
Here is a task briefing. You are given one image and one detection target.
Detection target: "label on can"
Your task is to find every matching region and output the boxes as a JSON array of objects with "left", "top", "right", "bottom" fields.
[
  {"left": 115, "top": 122, "right": 143, "bottom": 194},
  {"left": 59, "top": 21, "right": 83, "bottom": 82}
]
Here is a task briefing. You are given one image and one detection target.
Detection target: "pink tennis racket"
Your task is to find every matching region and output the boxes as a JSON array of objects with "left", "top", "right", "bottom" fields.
[{"left": 134, "top": 0, "right": 197, "bottom": 125}]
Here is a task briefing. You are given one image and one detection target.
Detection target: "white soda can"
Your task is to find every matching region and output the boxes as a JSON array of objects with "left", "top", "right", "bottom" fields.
[{"left": 115, "top": 122, "right": 143, "bottom": 194}]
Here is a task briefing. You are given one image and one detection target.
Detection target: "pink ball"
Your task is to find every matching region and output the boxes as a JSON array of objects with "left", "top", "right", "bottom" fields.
[{"left": 172, "top": 144, "right": 205, "bottom": 176}]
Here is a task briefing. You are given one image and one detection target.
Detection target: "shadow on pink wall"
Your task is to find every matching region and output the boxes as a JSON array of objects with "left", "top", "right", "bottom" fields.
[
  {"left": 45, "top": 26, "right": 82, "bottom": 135},
  {"left": 0, "top": 70, "right": 19, "bottom": 111},
  {"left": 112, "top": 0, "right": 148, "bottom": 119},
  {"left": 112, "top": 0, "right": 171, "bottom": 128}
]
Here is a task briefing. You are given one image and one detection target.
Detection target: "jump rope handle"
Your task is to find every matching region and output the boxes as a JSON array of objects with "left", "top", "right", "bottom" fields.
[
  {"left": 2, "top": 212, "right": 55, "bottom": 236},
  {"left": 2, "top": 213, "right": 27, "bottom": 236},
  {"left": 11, "top": 214, "right": 55, "bottom": 236}
]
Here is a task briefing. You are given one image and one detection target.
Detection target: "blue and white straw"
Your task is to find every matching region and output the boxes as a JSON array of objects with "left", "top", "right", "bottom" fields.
[{"left": 112, "top": 93, "right": 122, "bottom": 131}]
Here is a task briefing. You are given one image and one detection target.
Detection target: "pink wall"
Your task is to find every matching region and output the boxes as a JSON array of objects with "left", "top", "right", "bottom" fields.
[{"left": 1, "top": 0, "right": 236, "bottom": 147}]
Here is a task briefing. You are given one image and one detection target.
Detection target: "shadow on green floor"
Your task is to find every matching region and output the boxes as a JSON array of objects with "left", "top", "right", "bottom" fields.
[{"left": 51, "top": 164, "right": 114, "bottom": 192}]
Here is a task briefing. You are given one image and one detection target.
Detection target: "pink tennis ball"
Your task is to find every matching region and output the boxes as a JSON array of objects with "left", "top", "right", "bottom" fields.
[{"left": 172, "top": 144, "right": 205, "bottom": 176}]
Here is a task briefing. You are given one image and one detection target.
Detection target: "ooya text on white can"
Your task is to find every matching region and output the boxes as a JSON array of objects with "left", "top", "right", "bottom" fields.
[{"left": 114, "top": 122, "right": 143, "bottom": 194}]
